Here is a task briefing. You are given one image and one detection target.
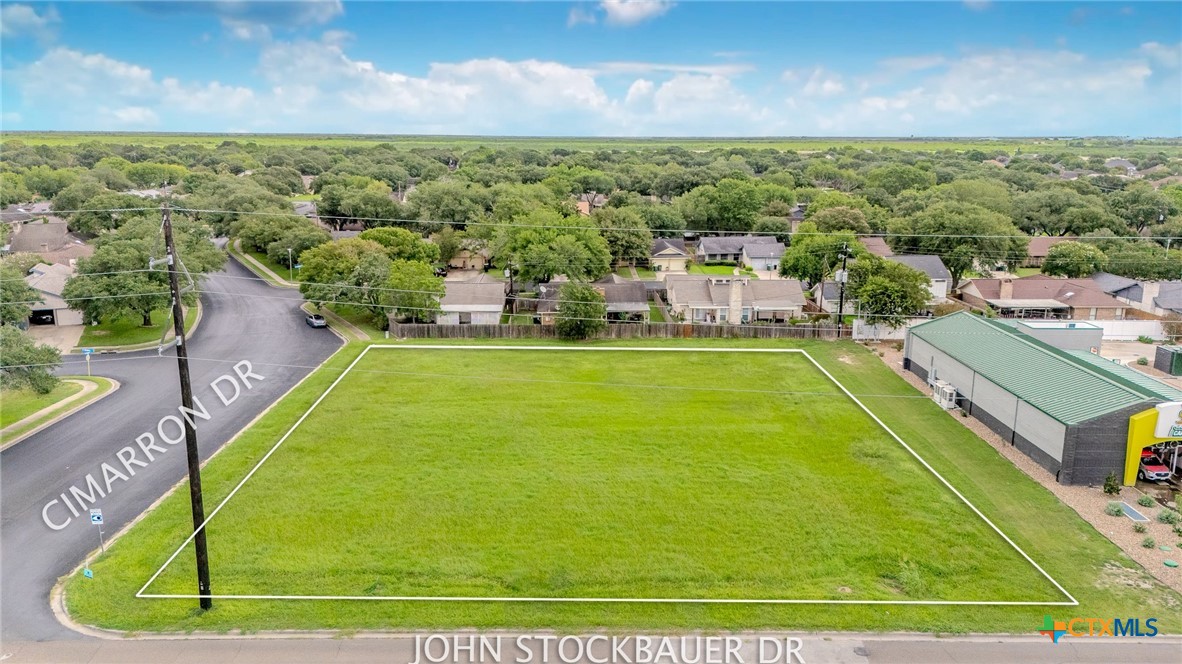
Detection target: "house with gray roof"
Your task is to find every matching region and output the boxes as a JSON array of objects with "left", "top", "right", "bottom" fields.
[
  {"left": 740, "top": 241, "right": 786, "bottom": 271},
  {"left": 665, "top": 275, "right": 805, "bottom": 324},
  {"left": 886, "top": 254, "right": 951, "bottom": 303},
  {"left": 696, "top": 235, "right": 776, "bottom": 263},
  {"left": 537, "top": 274, "right": 649, "bottom": 324},
  {"left": 905, "top": 312, "right": 1182, "bottom": 485},
  {"left": 1091, "top": 272, "right": 1182, "bottom": 317},
  {"left": 24, "top": 263, "right": 83, "bottom": 326},
  {"left": 433, "top": 273, "right": 506, "bottom": 325},
  {"left": 650, "top": 238, "right": 690, "bottom": 274}
]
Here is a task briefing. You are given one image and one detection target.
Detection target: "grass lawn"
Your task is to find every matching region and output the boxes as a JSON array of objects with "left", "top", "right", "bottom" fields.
[
  {"left": 0, "top": 381, "right": 83, "bottom": 429},
  {"left": 77, "top": 306, "right": 198, "bottom": 349},
  {"left": 1014, "top": 267, "right": 1042, "bottom": 277},
  {"left": 1, "top": 377, "right": 116, "bottom": 444},
  {"left": 634, "top": 267, "right": 657, "bottom": 279},
  {"left": 500, "top": 313, "right": 534, "bottom": 325},
  {"left": 648, "top": 303, "right": 667, "bottom": 322},
  {"left": 290, "top": 193, "right": 321, "bottom": 201},
  {"left": 248, "top": 248, "right": 297, "bottom": 282},
  {"left": 688, "top": 264, "right": 738, "bottom": 276},
  {"left": 325, "top": 304, "right": 384, "bottom": 339},
  {"left": 64, "top": 340, "right": 1181, "bottom": 634}
]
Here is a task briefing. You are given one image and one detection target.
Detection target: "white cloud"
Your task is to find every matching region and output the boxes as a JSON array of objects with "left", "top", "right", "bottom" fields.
[
  {"left": 600, "top": 1, "right": 674, "bottom": 27},
  {"left": 567, "top": 7, "right": 597, "bottom": 28},
  {"left": 0, "top": 3, "right": 60, "bottom": 41},
  {"left": 625, "top": 79, "right": 654, "bottom": 105},
  {"left": 2, "top": 112, "right": 22, "bottom": 125},
  {"left": 108, "top": 106, "right": 159, "bottom": 126},
  {"left": 963, "top": 0, "right": 992, "bottom": 11},
  {"left": 801, "top": 67, "right": 845, "bottom": 97},
  {"left": 596, "top": 61, "right": 753, "bottom": 77},
  {"left": 135, "top": 0, "right": 344, "bottom": 41},
  {"left": 1140, "top": 42, "right": 1182, "bottom": 69}
]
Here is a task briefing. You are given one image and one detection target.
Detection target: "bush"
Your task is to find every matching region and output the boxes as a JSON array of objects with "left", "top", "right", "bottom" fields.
[
  {"left": 892, "top": 342, "right": 903, "bottom": 352},
  {"left": 1104, "top": 502, "right": 1124, "bottom": 517},
  {"left": 1133, "top": 522, "right": 1147, "bottom": 533},
  {"left": 1157, "top": 509, "right": 1180, "bottom": 525},
  {"left": 1137, "top": 335, "right": 1154, "bottom": 344},
  {"left": 1136, "top": 356, "right": 1149, "bottom": 366},
  {"left": 1137, "top": 495, "right": 1155, "bottom": 507},
  {"left": 1141, "top": 536, "right": 1155, "bottom": 549},
  {"left": 1103, "top": 472, "right": 1121, "bottom": 495},
  {"left": 1174, "top": 524, "right": 1182, "bottom": 537}
]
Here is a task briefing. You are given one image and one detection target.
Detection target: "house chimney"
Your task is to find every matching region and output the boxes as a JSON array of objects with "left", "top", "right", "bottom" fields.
[
  {"left": 1142, "top": 281, "right": 1161, "bottom": 309},
  {"left": 999, "top": 278, "right": 1014, "bottom": 300},
  {"left": 727, "top": 278, "right": 744, "bottom": 325}
]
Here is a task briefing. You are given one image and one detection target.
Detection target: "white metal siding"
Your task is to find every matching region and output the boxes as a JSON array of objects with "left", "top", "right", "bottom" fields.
[
  {"left": 1014, "top": 400, "right": 1067, "bottom": 461},
  {"left": 970, "top": 375, "right": 1018, "bottom": 428}
]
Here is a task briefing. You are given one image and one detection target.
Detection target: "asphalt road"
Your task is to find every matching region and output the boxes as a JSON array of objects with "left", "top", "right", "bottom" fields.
[{"left": 0, "top": 256, "right": 342, "bottom": 642}]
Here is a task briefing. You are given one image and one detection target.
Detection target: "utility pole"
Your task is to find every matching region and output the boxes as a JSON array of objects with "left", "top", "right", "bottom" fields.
[
  {"left": 161, "top": 203, "right": 213, "bottom": 610},
  {"left": 287, "top": 247, "right": 293, "bottom": 283},
  {"left": 835, "top": 243, "right": 850, "bottom": 338}
]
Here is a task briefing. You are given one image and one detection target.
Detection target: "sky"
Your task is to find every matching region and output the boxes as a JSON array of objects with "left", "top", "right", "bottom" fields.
[{"left": 0, "top": 1, "right": 1179, "bottom": 137}]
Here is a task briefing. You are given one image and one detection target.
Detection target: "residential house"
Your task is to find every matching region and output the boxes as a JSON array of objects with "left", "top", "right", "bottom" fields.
[
  {"left": 788, "top": 203, "right": 807, "bottom": 232},
  {"left": 1092, "top": 272, "right": 1182, "bottom": 317},
  {"left": 665, "top": 275, "right": 805, "bottom": 324},
  {"left": 886, "top": 254, "right": 951, "bottom": 304},
  {"left": 7, "top": 219, "right": 71, "bottom": 254},
  {"left": 434, "top": 273, "right": 507, "bottom": 325},
  {"left": 537, "top": 275, "right": 649, "bottom": 324},
  {"left": 293, "top": 201, "right": 318, "bottom": 219},
  {"left": 24, "top": 263, "right": 84, "bottom": 326},
  {"left": 860, "top": 236, "right": 893, "bottom": 258},
  {"left": 740, "top": 241, "right": 786, "bottom": 272},
  {"left": 448, "top": 248, "right": 490, "bottom": 271},
  {"left": 1022, "top": 236, "right": 1077, "bottom": 268},
  {"left": 650, "top": 238, "right": 690, "bottom": 274},
  {"left": 815, "top": 282, "right": 857, "bottom": 315},
  {"left": 574, "top": 193, "right": 607, "bottom": 216},
  {"left": 696, "top": 235, "right": 777, "bottom": 263},
  {"left": 1104, "top": 158, "right": 1137, "bottom": 176},
  {"left": 959, "top": 275, "right": 1129, "bottom": 320}
]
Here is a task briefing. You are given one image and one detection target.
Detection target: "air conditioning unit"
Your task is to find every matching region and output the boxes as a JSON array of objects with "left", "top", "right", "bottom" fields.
[{"left": 930, "top": 379, "right": 958, "bottom": 410}]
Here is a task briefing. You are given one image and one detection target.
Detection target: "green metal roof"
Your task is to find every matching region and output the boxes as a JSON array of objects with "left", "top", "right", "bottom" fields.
[{"left": 909, "top": 312, "right": 1180, "bottom": 425}]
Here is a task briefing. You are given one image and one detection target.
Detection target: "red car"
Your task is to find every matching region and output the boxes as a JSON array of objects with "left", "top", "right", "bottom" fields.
[{"left": 1139, "top": 450, "right": 1172, "bottom": 482}]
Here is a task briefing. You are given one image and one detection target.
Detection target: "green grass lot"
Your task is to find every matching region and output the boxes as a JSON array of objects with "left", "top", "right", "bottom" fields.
[
  {"left": 689, "top": 264, "right": 739, "bottom": 275},
  {"left": 501, "top": 313, "right": 535, "bottom": 325},
  {"left": 290, "top": 193, "right": 321, "bottom": 201},
  {"left": 648, "top": 303, "right": 667, "bottom": 322},
  {"left": 0, "top": 381, "right": 83, "bottom": 429},
  {"left": 8, "top": 132, "right": 1180, "bottom": 155},
  {"left": 66, "top": 340, "right": 1180, "bottom": 634},
  {"left": 248, "top": 248, "right": 297, "bottom": 283},
  {"left": 325, "top": 304, "right": 384, "bottom": 339},
  {"left": 1, "top": 377, "right": 115, "bottom": 444},
  {"left": 1014, "top": 267, "right": 1042, "bottom": 277},
  {"left": 77, "top": 307, "right": 198, "bottom": 348}
]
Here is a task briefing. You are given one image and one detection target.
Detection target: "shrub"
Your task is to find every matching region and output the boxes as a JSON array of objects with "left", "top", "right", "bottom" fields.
[
  {"left": 1104, "top": 502, "right": 1124, "bottom": 517},
  {"left": 1138, "top": 495, "right": 1155, "bottom": 507},
  {"left": 959, "top": 409, "right": 968, "bottom": 418},
  {"left": 1174, "top": 524, "right": 1182, "bottom": 537},
  {"left": 1157, "top": 509, "right": 1180, "bottom": 525},
  {"left": 1133, "top": 522, "right": 1147, "bottom": 533},
  {"left": 892, "top": 342, "right": 903, "bottom": 352},
  {"left": 1141, "top": 537, "right": 1155, "bottom": 549},
  {"left": 1103, "top": 472, "right": 1121, "bottom": 495},
  {"left": 1137, "top": 335, "right": 1154, "bottom": 344},
  {"left": 1136, "top": 356, "right": 1149, "bottom": 366}
]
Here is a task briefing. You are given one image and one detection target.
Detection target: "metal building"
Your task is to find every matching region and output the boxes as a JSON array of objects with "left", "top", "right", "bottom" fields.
[{"left": 903, "top": 312, "right": 1182, "bottom": 485}]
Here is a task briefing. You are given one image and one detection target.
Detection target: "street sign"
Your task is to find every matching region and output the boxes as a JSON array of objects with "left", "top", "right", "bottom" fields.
[
  {"left": 89, "top": 509, "right": 103, "bottom": 525},
  {"left": 81, "top": 348, "right": 94, "bottom": 355},
  {"left": 294, "top": 263, "right": 303, "bottom": 270}
]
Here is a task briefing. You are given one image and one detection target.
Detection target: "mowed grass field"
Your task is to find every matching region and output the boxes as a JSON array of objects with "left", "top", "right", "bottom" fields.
[
  {"left": 8, "top": 132, "right": 1179, "bottom": 155},
  {"left": 66, "top": 340, "right": 1182, "bottom": 634}
]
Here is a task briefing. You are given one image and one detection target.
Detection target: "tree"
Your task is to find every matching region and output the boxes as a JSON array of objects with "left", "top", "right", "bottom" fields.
[
  {"left": 1041, "top": 241, "right": 1108, "bottom": 278},
  {"left": 866, "top": 164, "right": 936, "bottom": 196},
  {"left": 266, "top": 223, "right": 331, "bottom": 268},
  {"left": 1011, "top": 188, "right": 1107, "bottom": 236},
  {"left": 382, "top": 260, "right": 444, "bottom": 324},
  {"left": 69, "top": 193, "right": 150, "bottom": 235},
  {"left": 0, "top": 173, "right": 32, "bottom": 206},
  {"left": 359, "top": 227, "right": 441, "bottom": 263},
  {"left": 493, "top": 208, "right": 610, "bottom": 283},
  {"left": 890, "top": 201, "right": 1028, "bottom": 287},
  {"left": 779, "top": 222, "right": 858, "bottom": 285},
  {"left": 1107, "top": 184, "right": 1178, "bottom": 233},
  {"left": 125, "top": 162, "right": 188, "bottom": 188},
  {"left": 674, "top": 179, "right": 762, "bottom": 233},
  {"left": 811, "top": 206, "right": 871, "bottom": 235},
  {"left": 636, "top": 205, "right": 685, "bottom": 238},
  {"left": 854, "top": 273, "right": 930, "bottom": 329},
  {"left": 554, "top": 283, "right": 606, "bottom": 340},
  {"left": 593, "top": 207, "right": 651, "bottom": 265},
  {"left": 23, "top": 166, "right": 79, "bottom": 199},
  {"left": 432, "top": 226, "right": 463, "bottom": 263},
  {"left": 298, "top": 237, "right": 389, "bottom": 306},
  {"left": 752, "top": 217, "right": 793, "bottom": 243},
  {"left": 0, "top": 264, "right": 38, "bottom": 326},
  {"left": 0, "top": 326, "right": 61, "bottom": 394}
]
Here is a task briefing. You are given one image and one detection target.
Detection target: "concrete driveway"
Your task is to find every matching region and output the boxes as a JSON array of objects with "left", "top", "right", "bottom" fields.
[
  {"left": 25, "top": 324, "right": 83, "bottom": 354},
  {"left": 1099, "top": 341, "right": 1182, "bottom": 390}
]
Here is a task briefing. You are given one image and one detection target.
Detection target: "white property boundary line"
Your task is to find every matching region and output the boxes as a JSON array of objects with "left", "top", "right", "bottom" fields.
[{"left": 137, "top": 345, "right": 1078, "bottom": 606}]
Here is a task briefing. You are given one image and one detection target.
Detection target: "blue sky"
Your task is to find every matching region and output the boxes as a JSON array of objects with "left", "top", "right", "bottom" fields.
[{"left": 1, "top": 1, "right": 1179, "bottom": 136}]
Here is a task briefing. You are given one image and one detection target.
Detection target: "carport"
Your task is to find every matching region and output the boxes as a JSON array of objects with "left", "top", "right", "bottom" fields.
[{"left": 1123, "top": 402, "right": 1182, "bottom": 485}]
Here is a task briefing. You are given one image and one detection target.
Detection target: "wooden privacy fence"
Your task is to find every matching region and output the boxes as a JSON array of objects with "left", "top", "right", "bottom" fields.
[{"left": 387, "top": 323, "right": 847, "bottom": 340}]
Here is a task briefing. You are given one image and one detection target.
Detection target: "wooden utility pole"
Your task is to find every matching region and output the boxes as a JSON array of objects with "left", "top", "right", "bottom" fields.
[
  {"left": 835, "top": 243, "right": 850, "bottom": 338},
  {"left": 161, "top": 203, "right": 213, "bottom": 610}
]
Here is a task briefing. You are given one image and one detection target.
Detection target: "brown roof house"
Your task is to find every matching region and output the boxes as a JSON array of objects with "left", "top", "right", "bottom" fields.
[
  {"left": 665, "top": 275, "right": 805, "bottom": 324},
  {"left": 959, "top": 275, "right": 1130, "bottom": 320},
  {"left": 860, "top": 236, "right": 894, "bottom": 258},
  {"left": 537, "top": 275, "right": 649, "bottom": 324},
  {"left": 1022, "top": 236, "right": 1076, "bottom": 267}
]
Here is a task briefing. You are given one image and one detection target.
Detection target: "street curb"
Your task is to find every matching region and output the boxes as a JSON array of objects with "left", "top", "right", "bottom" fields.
[
  {"left": 0, "top": 378, "right": 121, "bottom": 452},
  {"left": 69, "top": 301, "right": 204, "bottom": 355},
  {"left": 230, "top": 239, "right": 297, "bottom": 289},
  {"left": 300, "top": 302, "right": 352, "bottom": 343},
  {"left": 53, "top": 341, "right": 350, "bottom": 640}
]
